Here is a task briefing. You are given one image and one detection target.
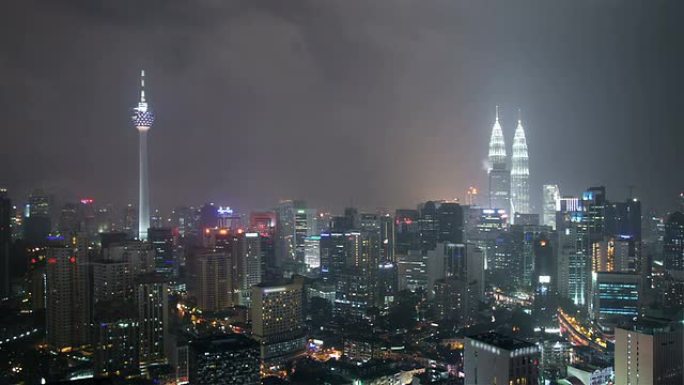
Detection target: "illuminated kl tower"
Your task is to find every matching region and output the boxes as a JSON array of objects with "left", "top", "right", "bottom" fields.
[{"left": 132, "top": 70, "right": 155, "bottom": 240}]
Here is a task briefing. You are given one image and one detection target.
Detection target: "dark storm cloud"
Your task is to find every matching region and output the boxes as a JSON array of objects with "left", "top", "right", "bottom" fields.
[{"left": 1, "top": 0, "right": 682, "bottom": 214}]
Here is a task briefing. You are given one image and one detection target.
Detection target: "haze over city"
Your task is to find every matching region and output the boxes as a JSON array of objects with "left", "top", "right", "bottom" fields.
[
  {"left": 0, "top": 2, "right": 683, "bottom": 385},
  {"left": 1, "top": 0, "right": 683, "bottom": 213}
]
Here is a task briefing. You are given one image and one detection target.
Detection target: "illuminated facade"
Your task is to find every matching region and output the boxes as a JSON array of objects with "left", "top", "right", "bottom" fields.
[
  {"left": 510, "top": 114, "right": 530, "bottom": 218},
  {"left": 135, "top": 274, "right": 169, "bottom": 369},
  {"left": 251, "top": 279, "right": 305, "bottom": 365},
  {"left": 132, "top": 70, "right": 155, "bottom": 241},
  {"left": 542, "top": 184, "right": 560, "bottom": 229},
  {"left": 487, "top": 108, "right": 511, "bottom": 213}
]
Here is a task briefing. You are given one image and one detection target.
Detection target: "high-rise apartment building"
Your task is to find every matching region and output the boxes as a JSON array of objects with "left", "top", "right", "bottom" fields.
[
  {"left": 251, "top": 279, "right": 306, "bottom": 365},
  {"left": 135, "top": 274, "right": 169, "bottom": 369},
  {"left": 45, "top": 247, "right": 90, "bottom": 349}
]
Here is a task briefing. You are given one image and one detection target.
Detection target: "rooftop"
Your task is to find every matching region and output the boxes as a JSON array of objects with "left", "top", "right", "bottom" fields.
[{"left": 467, "top": 332, "right": 536, "bottom": 351}]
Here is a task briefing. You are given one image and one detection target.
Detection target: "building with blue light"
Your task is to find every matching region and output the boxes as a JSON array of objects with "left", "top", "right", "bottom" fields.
[{"left": 594, "top": 272, "right": 640, "bottom": 324}]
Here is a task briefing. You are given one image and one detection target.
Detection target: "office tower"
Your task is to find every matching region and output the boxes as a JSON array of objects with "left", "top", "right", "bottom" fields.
[
  {"left": 434, "top": 243, "right": 481, "bottom": 324},
  {"left": 93, "top": 300, "right": 140, "bottom": 378},
  {"left": 359, "top": 212, "right": 380, "bottom": 231},
  {"left": 418, "top": 201, "right": 439, "bottom": 251},
  {"left": 303, "top": 235, "right": 321, "bottom": 271},
  {"left": 375, "top": 261, "right": 397, "bottom": 309},
  {"left": 394, "top": 209, "right": 420, "bottom": 254},
  {"left": 79, "top": 198, "right": 97, "bottom": 238},
  {"left": 557, "top": 226, "right": 588, "bottom": 306},
  {"left": 45, "top": 247, "right": 90, "bottom": 349},
  {"left": 465, "top": 244, "right": 486, "bottom": 303},
  {"left": 465, "top": 208, "right": 507, "bottom": 273},
  {"left": 464, "top": 332, "right": 541, "bottom": 385},
  {"left": 379, "top": 214, "right": 395, "bottom": 262},
  {"left": 24, "top": 189, "right": 51, "bottom": 244},
  {"left": 217, "top": 206, "right": 241, "bottom": 230},
  {"left": 92, "top": 259, "right": 133, "bottom": 303},
  {"left": 605, "top": 199, "right": 642, "bottom": 240},
  {"left": 542, "top": 184, "right": 560, "bottom": 229},
  {"left": 58, "top": 202, "right": 79, "bottom": 235},
  {"left": 487, "top": 108, "right": 511, "bottom": 213},
  {"left": 123, "top": 203, "right": 138, "bottom": 237},
  {"left": 0, "top": 189, "right": 10, "bottom": 299},
  {"left": 148, "top": 227, "right": 174, "bottom": 275},
  {"left": 250, "top": 211, "right": 276, "bottom": 234},
  {"left": 198, "top": 203, "right": 218, "bottom": 230},
  {"left": 135, "top": 274, "right": 169, "bottom": 369},
  {"left": 510, "top": 223, "right": 552, "bottom": 288},
  {"left": 592, "top": 237, "right": 638, "bottom": 273},
  {"left": 237, "top": 232, "right": 262, "bottom": 306},
  {"left": 593, "top": 272, "right": 640, "bottom": 324},
  {"left": 397, "top": 250, "right": 429, "bottom": 293},
  {"left": 251, "top": 280, "right": 306, "bottom": 365},
  {"left": 95, "top": 203, "right": 116, "bottom": 234},
  {"left": 510, "top": 113, "right": 530, "bottom": 218},
  {"left": 275, "top": 200, "right": 302, "bottom": 266},
  {"left": 131, "top": 70, "right": 155, "bottom": 241},
  {"left": 583, "top": 186, "right": 607, "bottom": 244},
  {"left": 491, "top": 231, "right": 516, "bottom": 284},
  {"left": 319, "top": 229, "right": 347, "bottom": 280},
  {"left": 533, "top": 234, "right": 555, "bottom": 311},
  {"left": 190, "top": 251, "right": 232, "bottom": 311},
  {"left": 103, "top": 240, "right": 155, "bottom": 274},
  {"left": 434, "top": 277, "right": 466, "bottom": 322},
  {"left": 171, "top": 206, "right": 198, "bottom": 237},
  {"left": 334, "top": 267, "right": 373, "bottom": 319},
  {"left": 189, "top": 334, "right": 260, "bottom": 385},
  {"left": 663, "top": 211, "right": 684, "bottom": 272},
  {"left": 615, "top": 323, "right": 683, "bottom": 385},
  {"left": 436, "top": 202, "right": 464, "bottom": 244},
  {"left": 294, "top": 206, "right": 315, "bottom": 265}
]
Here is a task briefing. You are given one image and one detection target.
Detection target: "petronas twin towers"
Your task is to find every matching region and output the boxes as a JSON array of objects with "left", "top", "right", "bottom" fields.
[{"left": 487, "top": 107, "right": 530, "bottom": 220}]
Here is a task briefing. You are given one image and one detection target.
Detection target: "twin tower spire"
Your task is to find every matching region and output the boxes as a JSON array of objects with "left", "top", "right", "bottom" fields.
[{"left": 487, "top": 106, "right": 530, "bottom": 218}]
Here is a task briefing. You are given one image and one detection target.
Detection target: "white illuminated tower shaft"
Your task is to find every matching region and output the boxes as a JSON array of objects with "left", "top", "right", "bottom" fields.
[
  {"left": 511, "top": 112, "right": 530, "bottom": 218},
  {"left": 487, "top": 106, "right": 510, "bottom": 212},
  {"left": 139, "top": 129, "right": 149, "bottom": 240},
  {"left": 132, "top": 70, "right": 155, "bottom": 241}
]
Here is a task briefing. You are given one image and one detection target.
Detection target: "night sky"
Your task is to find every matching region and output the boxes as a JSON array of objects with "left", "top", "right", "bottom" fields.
[{"left": 1, "top": 0, "right": 682, "bottom": 214}]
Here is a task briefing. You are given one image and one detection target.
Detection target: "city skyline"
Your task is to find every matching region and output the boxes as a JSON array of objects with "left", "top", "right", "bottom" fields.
[
  {"left": 1, "top": 2, "right": 683, "bottom": 383},
  {"left": 1, "top": 1, "right": 683, "bottom": 214}
]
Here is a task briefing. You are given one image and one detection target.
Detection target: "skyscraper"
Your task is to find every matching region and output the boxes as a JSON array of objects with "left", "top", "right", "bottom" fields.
[
  {"left": 251, "top": 279, "right": 305, "bottom": 366},
  {"left": 132, "top": 70, "right": 155, "bottom": 241},
  {"left": 663, "top": 211, "right": 684, "bottom": 272},
  {"left": 510, "top": 112, "right": 530, "bottom": 218},
  {"left": 542, "top": 184, "right": 560, "bottom": 229},
  {"left": 46, "top": 247, "right": 90, "bottom": 349},
  {"left": 487, "top": 107, "right": 510, "bottom": 213}
]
